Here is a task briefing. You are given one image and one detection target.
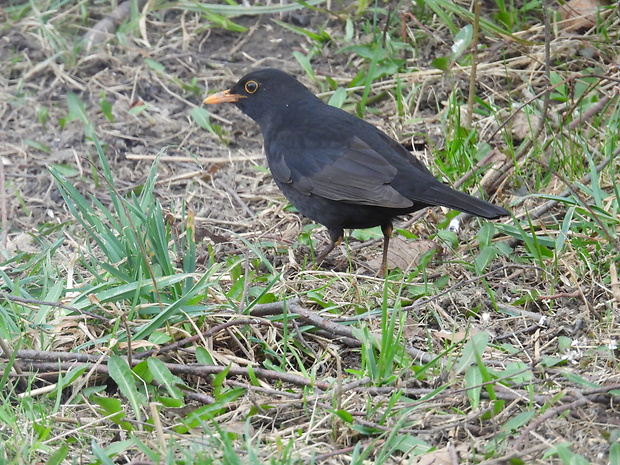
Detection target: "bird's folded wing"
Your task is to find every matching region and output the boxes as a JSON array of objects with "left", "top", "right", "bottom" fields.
[{"left": 270, "top": 135, "right": 413, "bottom": 208}]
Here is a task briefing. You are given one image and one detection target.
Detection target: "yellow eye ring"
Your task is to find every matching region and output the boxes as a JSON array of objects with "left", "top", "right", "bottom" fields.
[{"left": 245, "top": 80, "right": 259, "bottom": 94}]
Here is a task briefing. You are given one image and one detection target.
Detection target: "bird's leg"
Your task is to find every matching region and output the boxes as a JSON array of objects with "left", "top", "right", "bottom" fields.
[
  {"left": 380, "top": 222, "right": 393, "bottom": 276},
  {"left": 315, "top": 228, "right": 343, "bottom": 266}
]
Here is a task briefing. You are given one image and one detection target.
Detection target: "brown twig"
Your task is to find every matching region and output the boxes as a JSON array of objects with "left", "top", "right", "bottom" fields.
[
  {"left": 314, "top": 439, "right": 385, "bottom": 462},
  {"left": 1, "top": 293, "right": 111, "bottom": 323},
  {"left": 0, "top": 337, "right": 27, "bottom": 390},
  {"left": 453, "top": 148, "right": 505, "bottom": 189},
  {"left": 291, "top": 302, "right": 435, "bottom": 364},
  {"left": 535, "top": 0, "right": 552, "bottom": 142},
  {"left": 611, "top": 262, "right": 620, "bottom": 304},
  {"left": 506, "top": 147, "right": 617, "bottom": 248},
  {"left": 133, "top": 317, "right": 277, "bottom": 360},
  {"left": 313, "top": 329, "right": 361, "bottom": 347},
  {"left": 246, "top": 298, "right": 300, "bottom": 316},
  {"left": 82, "top": 0, "right": 148, "bottom": 51},
  {"left": 474, "top": 444, "right": 550, "bottom": 465},
  {"left": 399, "top": 264, "right": 547, "bottom": 313},
  {"left": 531, "top": 157, "right": 620, "bottom": 254},
  {"left": 252, "top": 300, "right": 435, "bottom": 362},
  {"left": 215, "top": 179, "right": 256, "bottom": 218},
  {"left": 536, "top": 290, "right": 581, "bottom": 300},
  {"left": 511, "top": 392, "right": 591, "bottom": 451},
  {"left": 0, "top": 155, "right": 6, "bottom": 248},
  {"left": 224, "top": 376, "right": 373, "bottom": 410},
  {"left": 494, "top": 302, "right": 547, "bottom": 323},
  {"left": 15, "top": 350, "right": 332, "bottom": 390},
  {"left": 486, "top": 70, "right": 618, "bottom": 198},
  {"left": 568, "top": 91, "right": 615, "bottom": 130},
  {"left": 492, "top": 323, "right": 543, "bottom": 342},
  {"left": 465, "top": 0, "right": 481, "bottom": 129}
]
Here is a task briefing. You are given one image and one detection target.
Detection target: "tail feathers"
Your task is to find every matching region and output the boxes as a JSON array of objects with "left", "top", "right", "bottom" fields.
[{"left": 425, "top": 184, "right": 509, "bottom": 219}]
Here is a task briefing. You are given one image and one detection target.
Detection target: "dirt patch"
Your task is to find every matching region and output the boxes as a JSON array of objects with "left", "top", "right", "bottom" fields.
[{"left": 2, "top": 1, "right": 619, "bottom": 463}]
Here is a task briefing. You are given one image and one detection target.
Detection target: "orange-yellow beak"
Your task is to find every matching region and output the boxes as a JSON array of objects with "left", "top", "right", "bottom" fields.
[{"left": 203, "top": 89, "right": 245, "bottom": 104}]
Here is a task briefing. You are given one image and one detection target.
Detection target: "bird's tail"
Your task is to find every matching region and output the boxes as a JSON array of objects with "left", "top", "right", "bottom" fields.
[{"left": 425, "top": 184, "right": 509, "bottom": 219}]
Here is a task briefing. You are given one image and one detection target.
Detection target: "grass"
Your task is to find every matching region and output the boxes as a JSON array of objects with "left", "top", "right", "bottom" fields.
[{"left": 0, "top": 0, "right": 619, "bottom": 464}]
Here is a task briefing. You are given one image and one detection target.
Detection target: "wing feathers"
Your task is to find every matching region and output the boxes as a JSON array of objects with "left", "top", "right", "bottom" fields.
[{"left": 297, "top": 136, "right": 412, "bottom": 208}]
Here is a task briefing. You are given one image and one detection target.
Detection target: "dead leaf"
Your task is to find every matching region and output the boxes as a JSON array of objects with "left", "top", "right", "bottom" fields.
[
  {"left": 511, "top": 111, "right": 541, "bottom": 141},
  {"left": 435, "top": 330, "right": 468, "bottom": 343},
  {"left": 4, "top": 232, "right": 39, "bottom": 255},
  {"left": 368, "top": 237, "right": 440, "bottom": 270},
  {"left": 611, "top": 261, "right": 620, "bottom": 303},
  {"left": 410, "top": 449, "right": 452, "bottom": 465},
  {"left": 558, "top": 0, "right": 602, "bottom": 31},
  {"left": 410, "top": 444, "right": 468, "bottom": 464},
  {"left": 118, "top": 340, "right": 159, "bottom": 350}
]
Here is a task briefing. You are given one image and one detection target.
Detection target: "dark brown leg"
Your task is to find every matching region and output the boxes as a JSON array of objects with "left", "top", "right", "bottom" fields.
[
  {"left": 380, "top": 222, "right": 393, "bottom": 275},
  {"left": 315, "top": 228, "right": 343, "bottom": 265}
]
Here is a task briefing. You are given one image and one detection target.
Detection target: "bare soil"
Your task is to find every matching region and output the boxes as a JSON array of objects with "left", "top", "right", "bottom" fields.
[{"left": 1, "top": 1, "right": 619, "bottom": 463}]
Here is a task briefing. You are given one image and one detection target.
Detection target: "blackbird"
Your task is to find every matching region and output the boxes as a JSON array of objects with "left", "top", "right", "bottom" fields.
[{"left": 204, "top": 68, "right": 508, "bottom": 271}]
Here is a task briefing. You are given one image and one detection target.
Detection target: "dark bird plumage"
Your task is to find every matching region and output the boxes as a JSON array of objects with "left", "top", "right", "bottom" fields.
[{"left": 205, "top": 69, "right": 509, "bottom": 271}]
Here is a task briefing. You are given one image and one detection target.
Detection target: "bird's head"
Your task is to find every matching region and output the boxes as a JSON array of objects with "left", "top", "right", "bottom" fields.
[{"left": 204, "top": 68, "right": 319, "bottom": 128}]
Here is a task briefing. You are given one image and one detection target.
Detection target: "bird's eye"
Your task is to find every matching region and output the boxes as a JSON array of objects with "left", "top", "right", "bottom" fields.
[{"left": 245, "top": 80, "right": 259, "bottom": 94}]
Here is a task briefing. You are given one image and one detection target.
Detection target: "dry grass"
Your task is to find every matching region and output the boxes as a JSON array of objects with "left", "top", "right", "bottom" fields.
[{"left": 0, "top": 1, "right": 619, "bottom": 464}]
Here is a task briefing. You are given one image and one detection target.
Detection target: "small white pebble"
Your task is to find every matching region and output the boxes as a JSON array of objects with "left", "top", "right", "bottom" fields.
[{"left": 448, "top": 218, "right": 460, "bottom": 233}]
